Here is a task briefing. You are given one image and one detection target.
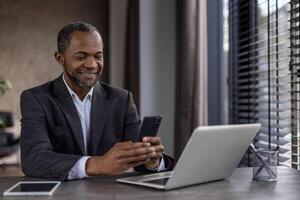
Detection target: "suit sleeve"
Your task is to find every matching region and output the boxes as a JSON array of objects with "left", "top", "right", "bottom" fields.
[
  {"left": 122, "top": 92, "right": 141, "bottom": 142},
  {"left": 20, "top": 90, "right": 82, "bottom": 180}
]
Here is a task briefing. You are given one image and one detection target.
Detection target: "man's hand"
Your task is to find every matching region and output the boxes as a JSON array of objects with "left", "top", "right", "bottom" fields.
[
  {"left": 85, "top": 141, "right": 156, "bottom": 176},
  {"left": 142, "top": 136, "right": 164, "bottom": 170}
]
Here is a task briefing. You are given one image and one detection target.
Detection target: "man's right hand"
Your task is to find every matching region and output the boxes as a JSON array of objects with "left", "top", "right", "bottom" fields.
[{"left": 85, "top": 141, "right": 156, "bottom": 176}]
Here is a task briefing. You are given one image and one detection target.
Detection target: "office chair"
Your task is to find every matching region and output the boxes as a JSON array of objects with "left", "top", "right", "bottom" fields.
[{"left": 0, "top": 112, "right": 19, "bottom": 161}]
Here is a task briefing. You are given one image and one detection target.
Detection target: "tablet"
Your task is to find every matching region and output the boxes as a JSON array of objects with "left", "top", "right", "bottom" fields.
[{"left": 2, "top": 181, "right": 61, "bottom": 196}]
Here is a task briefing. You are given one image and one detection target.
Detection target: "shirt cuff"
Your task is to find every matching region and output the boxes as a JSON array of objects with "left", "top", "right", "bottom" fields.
[
  {"left": 157, "top": 155, "right": 166, "bottom": 172},
  {"left": 67, "top": 156, "right": 90, "bottom": 180}
]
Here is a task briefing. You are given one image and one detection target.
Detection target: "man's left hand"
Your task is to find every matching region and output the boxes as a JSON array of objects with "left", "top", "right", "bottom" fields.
[{"left": 142, "top": 136, "right": 164, "bottom": 170}]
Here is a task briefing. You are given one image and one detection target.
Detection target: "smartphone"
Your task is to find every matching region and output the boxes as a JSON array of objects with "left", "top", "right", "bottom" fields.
[{"left": 139, "top": 116, "right": 162, "bottom": 140}]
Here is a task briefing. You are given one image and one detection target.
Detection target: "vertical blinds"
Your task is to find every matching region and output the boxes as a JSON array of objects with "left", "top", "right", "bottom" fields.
[
  {"left": 290, "top": 0, "right": 300, "bottom": 170},
  {"left": 228, "top": 0, "right": 291, "bottom": 166}
]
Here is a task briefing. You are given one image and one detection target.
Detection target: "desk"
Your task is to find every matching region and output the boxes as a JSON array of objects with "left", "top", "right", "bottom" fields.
[
  {"left": 0, "top": 165, "right": 23, "bottom": 177},
  {"left": 0, "top": 167, "right": 299, "bottom": 200}
]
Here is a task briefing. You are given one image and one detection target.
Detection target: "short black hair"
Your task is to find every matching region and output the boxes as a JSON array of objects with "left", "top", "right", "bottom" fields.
[{"left": 57, "top": 22, "right": 101, "bottom": 53}]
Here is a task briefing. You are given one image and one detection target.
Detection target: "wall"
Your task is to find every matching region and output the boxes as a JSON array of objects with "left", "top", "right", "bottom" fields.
[
  {"left": 0, "top": 0, "right": 108, "bottom": 163},
  {"left": 109, "top": 0, "right": 127, "bottom": 87},
  {"left": 207, "top": 0, "right": 228, "bottom": 125},
  {"left": 139, "top": 0, "right": 176, "bottom": 156}
]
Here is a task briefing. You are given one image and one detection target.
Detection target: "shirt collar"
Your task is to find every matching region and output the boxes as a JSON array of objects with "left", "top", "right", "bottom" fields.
[{"left": 62, "top": 74, "right": 94, "bottom": 102}]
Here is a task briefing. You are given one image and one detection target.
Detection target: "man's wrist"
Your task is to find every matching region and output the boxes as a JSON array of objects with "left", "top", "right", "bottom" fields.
[
  {"left": 144, "top": 156, "right": 162, "bottom": 171},
  {"left": 68, "top": 156, "right": 90, "bottom": 180},
  {"left": 86, "top": 156, "right": 104, "bottom": 176}
]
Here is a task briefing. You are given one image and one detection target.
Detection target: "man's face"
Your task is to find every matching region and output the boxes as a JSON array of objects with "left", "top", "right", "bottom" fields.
[{"left": 56, "top": 31, "right": 104, "bottom": 91}]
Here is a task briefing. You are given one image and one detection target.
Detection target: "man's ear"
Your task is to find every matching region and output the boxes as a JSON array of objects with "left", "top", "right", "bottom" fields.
[{"left": 54, "top": 52, "right": 65, "bottom": 65}]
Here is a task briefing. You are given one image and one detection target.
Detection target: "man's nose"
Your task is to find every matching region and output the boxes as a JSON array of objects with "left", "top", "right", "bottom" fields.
[{"left": 84, "top": 57, "right": 97, "bottom": 68}]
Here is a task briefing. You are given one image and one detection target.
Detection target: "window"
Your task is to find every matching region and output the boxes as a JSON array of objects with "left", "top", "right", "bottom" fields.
[
  {"left": 228, "top": 0, "right": 291, "bottom": 167},
  {"left": 290, "top": 0, "right": 300, "bottom": 170}
]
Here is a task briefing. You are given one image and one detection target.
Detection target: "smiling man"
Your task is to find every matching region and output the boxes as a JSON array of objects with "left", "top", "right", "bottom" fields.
[{"left": 20, "top": 22, "right": 173, "bottom": 180}]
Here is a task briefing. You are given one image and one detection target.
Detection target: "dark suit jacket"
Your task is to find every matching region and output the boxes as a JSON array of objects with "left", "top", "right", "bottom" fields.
[{"left": 20, "top": 76, "right": 173, "bottom": 181}]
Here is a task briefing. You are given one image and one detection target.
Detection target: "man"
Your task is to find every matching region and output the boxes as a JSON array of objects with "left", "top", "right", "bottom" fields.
[{"left": 20, "top": 22, "right": 173, "bottom": 181}]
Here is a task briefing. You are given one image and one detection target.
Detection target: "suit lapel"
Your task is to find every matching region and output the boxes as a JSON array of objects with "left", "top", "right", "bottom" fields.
[
  {"left": 89, "top": 82, "right": 111, "bottom": 155},
  {"left": 52, "top": 76, "right": 86, "bottom": 154}
]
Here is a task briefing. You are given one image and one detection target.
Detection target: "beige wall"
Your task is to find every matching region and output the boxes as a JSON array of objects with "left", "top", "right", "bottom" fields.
[{"left": 0, "top": 0, "right": 108, "bottom": 142}]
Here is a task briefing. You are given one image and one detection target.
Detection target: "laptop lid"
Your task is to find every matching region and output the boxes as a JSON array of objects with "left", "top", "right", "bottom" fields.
[
  {"left": 165, "top": 123, "right": 261, "bottom": 189},
  {"left": 117, "top": 124, "right": 261, "bottom": 190}
]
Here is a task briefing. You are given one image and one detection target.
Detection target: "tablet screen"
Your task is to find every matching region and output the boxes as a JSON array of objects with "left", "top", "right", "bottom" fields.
[
  {"left": 11, "top": 183, "right": 57, "bottom": 192},
  {"left": 3, "top": 181, "right": 61, "bottom": 196}
]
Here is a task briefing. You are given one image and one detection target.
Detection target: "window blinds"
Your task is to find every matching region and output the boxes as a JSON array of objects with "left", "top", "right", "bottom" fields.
[
  {"left": 290, "top": 0, "right": 300, "bottom": 170},
  {"left": 228, "top": 0, "right": 291, "bottom": 167}
]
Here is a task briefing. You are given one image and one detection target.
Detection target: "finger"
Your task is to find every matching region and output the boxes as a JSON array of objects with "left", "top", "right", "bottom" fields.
[
  {"left": 154, "top": 144, "right": 164, "bottom": 153},
  {"left": 140, "top": 144, "right": 164, "bottom": 158},
  {"left": 119, "top": 146, "right": 156, "bottom": 159},
  {"left": 150, "top": 152, "right": 162, "bottom": 158},
  {"left": 122, "top": 152, "right": 153, "bottom": 164},
  {"left": 117, "top": 141, "right": 152, "bottom": 150},
  {"left": 112, "top": 141, "right": 132, "bottom": 150},
  {"left": 142, "top": 136, "right": 161, "bottom": 145},
  {"left": 127, "top": 160, "right": 149, "bottom": 168},
  {"left": 148, "top": 151, "right": 162, "bottom": 160}
]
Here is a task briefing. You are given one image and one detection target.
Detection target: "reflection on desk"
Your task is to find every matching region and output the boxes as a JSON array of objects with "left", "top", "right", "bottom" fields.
[
  {"left": 0, "top": 167, "right": 300, "bottom": 200},
  {"left": 0, "top": 165, "right": 23, "bottom": 177}
]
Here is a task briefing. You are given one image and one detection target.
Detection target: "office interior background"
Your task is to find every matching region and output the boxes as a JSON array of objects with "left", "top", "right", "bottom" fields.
[{"left": 0, "top": 0, "right": 299, "bottom": 171}]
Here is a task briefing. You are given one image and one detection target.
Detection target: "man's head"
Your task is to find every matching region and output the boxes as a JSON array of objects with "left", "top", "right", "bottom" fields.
[{"left": 55, "top": 22, "right": 104, "bottom": 94}]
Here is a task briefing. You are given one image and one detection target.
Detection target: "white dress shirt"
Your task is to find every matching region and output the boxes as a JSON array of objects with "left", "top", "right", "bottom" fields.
[{"left": 62, "top": 75, "right": 165, "bottom": 180}]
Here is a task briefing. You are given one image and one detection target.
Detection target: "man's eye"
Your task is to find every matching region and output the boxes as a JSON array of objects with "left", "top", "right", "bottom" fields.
[
  {"left": 75, "top": 55, "right": 85, "bottom": 60},
  {"left": 95, "top": 54, "right": 103, "bottom": 60}
]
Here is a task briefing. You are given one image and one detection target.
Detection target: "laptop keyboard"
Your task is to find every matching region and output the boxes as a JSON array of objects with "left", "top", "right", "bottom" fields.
[{"left": 143, "top": 177, "right": 170, "bottom": 185}]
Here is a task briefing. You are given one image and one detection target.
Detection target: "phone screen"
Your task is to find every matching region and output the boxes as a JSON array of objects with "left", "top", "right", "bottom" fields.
[{"left": 139, "top": 116, "right": 162, "bottom": 140}]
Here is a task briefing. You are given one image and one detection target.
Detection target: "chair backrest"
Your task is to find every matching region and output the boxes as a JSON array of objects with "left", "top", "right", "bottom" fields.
[
  {"left": 0, "top": 112, "right": 14, "bottom": 128},
  {"left": 0, "top": 112, "right": 19, "bottom": 158}
]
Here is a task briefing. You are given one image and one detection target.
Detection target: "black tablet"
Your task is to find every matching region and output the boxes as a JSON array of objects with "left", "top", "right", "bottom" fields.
[{"left": 2, "top": 181, "right": 61, "bottom": 196}]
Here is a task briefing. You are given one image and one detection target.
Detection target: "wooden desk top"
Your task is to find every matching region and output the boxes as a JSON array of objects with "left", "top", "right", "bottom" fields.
[{"left": 0, "top": 166, "right": 299, "bottom": 200}]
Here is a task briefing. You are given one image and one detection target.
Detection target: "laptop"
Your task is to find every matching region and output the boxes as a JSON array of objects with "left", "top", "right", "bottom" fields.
[{"left": 117, "top": 123, "right": 261, "bottom": 190}]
